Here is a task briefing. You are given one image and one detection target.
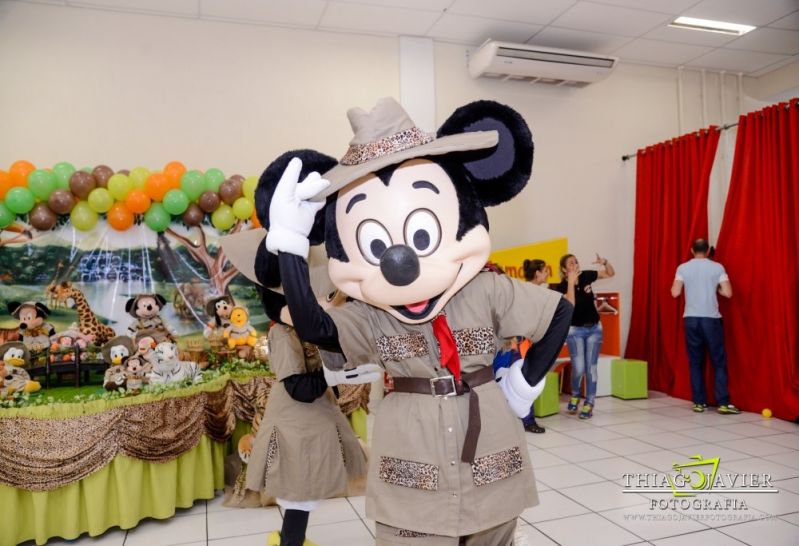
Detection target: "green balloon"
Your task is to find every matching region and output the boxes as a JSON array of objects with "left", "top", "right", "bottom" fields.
[
  {"left": 52, "top": 162, "right": 76, "bottom": 189},
  {"left": 0, "top": 202, "right": 15, "bottom": 229},
  {"left": 205, "top": 168, "right": 225, "bottom": 192},
  {"left": 81, "top": 166, "right": 93, "bottom": 173},
  {"left": 232, "top": 197, "right": 254, "bottom": 220},
  {"left": 87, "top": 187, "right": 114, "bottom": 213},
  {"left": 129, "top": 166, "right": 150, "bottom": 189},
  {"left": 107, "top": 173, "right": 133, "bottom": 201},
  {"left": 162, "top": 189, "right": 190, "bottom": 215},
  {"left": 211, "top": 203, "right": 235, "bottom": 231},
  {"left": 144, "top": 203, "right": 171, "bottom": 232},
  {"left": 180, "top": 170, "right": 206, "bottom": 201},
  {"left": 70, "top": 201, "right": 98, "bottom": 231},
  {"left": 27, "top": 169, "right": 57, "bottom": 200},
  {"left": 242, "top": 176, "right": 258, "bottom": 201},
  {"left": 5, "top": 187, "right": 35, "bottom": 214}
]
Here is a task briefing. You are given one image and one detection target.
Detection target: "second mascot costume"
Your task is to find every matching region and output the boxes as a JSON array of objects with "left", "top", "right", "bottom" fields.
[
  {"left": 223, "top": 156, "right": 377, "bottom": 546},
  {"left": 233, "top": 98, "right": 573, "bottom": 544}
]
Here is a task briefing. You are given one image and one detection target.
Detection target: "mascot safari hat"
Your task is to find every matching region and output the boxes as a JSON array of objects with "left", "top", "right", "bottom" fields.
[
  {"left": 315, "top": 97, "right": 498, "bottom": 201},
  {"left": 221, "top": 228, "right": 335, "bottom": 297}
]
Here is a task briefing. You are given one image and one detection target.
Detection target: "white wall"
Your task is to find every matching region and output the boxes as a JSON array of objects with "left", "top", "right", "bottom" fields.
[
  {"left": 0, "top": 1, "right": 399, "bottom": 174},
  {"left": 1, "top": 1, "right": 768, "bottom": 351}
]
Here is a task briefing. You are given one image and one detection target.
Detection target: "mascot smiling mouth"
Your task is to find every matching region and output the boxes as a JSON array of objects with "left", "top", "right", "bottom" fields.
[{"left": 392, "top": 293, "right": 443, "bottom": 320}]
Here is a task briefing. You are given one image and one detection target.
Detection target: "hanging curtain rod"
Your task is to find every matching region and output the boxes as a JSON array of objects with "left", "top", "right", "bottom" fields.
[
  {"left": 621, "top": 122, "right": 738, "bottom": 161},
  {"left": 621, "top": 101, "right": 797, "bottom": 162}
]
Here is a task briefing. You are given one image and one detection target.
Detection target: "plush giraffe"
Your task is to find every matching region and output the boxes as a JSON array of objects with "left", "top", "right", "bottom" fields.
[{"left": 50, "top": 282, "right": 116, "bottom": 345}]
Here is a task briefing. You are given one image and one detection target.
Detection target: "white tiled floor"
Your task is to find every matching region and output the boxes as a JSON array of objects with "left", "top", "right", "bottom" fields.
[{"left": 38, "top": 392, "right": 799, "bottom": 546}]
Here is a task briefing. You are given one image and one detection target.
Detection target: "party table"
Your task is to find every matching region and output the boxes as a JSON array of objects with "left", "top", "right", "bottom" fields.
[{"left": 0, "top": 372, "right": 274, "bottom": 546}]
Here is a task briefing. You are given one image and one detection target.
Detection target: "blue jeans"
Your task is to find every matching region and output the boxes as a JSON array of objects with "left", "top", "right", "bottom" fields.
[
  {"left": 684, "top": 317, "right": 730, "bottom": 406},
  {"left": 566, "top": 324, "right": 603, "bottom": 405}
]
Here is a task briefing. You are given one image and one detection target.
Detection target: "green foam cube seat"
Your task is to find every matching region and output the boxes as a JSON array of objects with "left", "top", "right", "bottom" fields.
[
  {"left": 611, "top": 359, "right": 648, "bottom": 400},
  {"left": 534, "top": 371, "right": 561, "bottom": 417}
]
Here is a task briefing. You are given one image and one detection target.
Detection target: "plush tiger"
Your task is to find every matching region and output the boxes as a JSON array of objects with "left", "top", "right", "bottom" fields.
[{"left": 146, "top": 342, "right": 202, "bottom": 385}]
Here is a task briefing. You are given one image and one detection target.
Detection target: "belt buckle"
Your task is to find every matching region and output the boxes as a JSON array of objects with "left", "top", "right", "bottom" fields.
[{"left": 430, "top": 375, "right": 457, "bottom": 398}]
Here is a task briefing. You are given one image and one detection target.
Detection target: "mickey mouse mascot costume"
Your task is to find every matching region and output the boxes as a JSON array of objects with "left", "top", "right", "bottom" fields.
[{"left": 248, "top": 98, "right": 572, "bottom": 545}]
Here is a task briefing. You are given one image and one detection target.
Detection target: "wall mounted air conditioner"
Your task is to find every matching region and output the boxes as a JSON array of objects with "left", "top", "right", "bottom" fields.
[{"left": 468, "top": 40, "right": 618, "bottom": 87}]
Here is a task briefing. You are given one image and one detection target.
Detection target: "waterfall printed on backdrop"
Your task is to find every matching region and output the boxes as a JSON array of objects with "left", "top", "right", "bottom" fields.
[{"left": 0, "top": 218, "right": 266, "bottom": 345}]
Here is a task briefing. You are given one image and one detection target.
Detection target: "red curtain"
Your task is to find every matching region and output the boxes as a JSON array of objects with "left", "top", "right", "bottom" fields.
[
  {"left": 625, "top": 127, "right": 720, "bottom": 398},
  {"left": 714, "top": 99, "right": 799, "bottom": 421}
]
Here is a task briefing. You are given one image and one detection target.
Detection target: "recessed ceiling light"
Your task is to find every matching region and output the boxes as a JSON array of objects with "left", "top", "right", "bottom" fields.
[{"left": 669, "top": 16, "right": 756, "bottom": 36}]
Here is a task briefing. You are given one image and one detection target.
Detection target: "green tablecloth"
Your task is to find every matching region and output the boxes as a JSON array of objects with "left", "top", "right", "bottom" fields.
[
  {"left": 3, "top": 436, "right": 225, "bottom": 546},
  {"left": 0, "top": 373, "right": 273, "bottom": 546}
]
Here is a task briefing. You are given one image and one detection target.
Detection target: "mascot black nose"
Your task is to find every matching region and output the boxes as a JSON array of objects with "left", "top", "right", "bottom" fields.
[{"left": 380, "top": 245, "right": 420, "bottom": 287}]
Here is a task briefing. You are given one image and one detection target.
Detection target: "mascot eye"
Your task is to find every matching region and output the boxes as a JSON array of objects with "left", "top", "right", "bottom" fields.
[
  {"left": 404, "top": 209, "right": 441, "bottom": 257},
  {"left": 357, "top": 220, "right": 393, "bottom": 265},
  {"left": 326, "top": 290, "right": 338, "bottom": 303}
]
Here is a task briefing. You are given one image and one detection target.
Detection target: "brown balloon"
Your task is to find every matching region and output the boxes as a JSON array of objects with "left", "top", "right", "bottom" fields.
[
  {"left": 229, "top": 174, "right": 245, "bottom": 183},
  {"left": 219, "top": 179, "right": 243, "bottom": 205},
  {"left": 29, "top": 203, "right": 57, "bottom": 231},
  {"left": 198, "top": 191, "right": 221, "bottom": 213},
  {"left": 182, "top": 203, "right": 205, "bottom": 226},
  {"left": 92, "top": 165, "right": 114, "bottom": 188},
  {"left": 118, "top": 169, "right": 130, "bottom": 176},
  {"left": 69, "top": 171, "right": 96, "bottom": 200},
  {"left": 48, "top": 189, "right": 76, "bottom": 215}
]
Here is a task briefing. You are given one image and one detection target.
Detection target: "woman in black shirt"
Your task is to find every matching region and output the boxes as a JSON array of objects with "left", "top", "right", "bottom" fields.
[{"left": 556, "top": 253, "right": 614, "bottom": 419}]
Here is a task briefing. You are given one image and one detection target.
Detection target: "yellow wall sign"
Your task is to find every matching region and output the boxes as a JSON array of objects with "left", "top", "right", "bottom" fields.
[{"left": 489, "top": 237, "right": 569, "bottom": 284}]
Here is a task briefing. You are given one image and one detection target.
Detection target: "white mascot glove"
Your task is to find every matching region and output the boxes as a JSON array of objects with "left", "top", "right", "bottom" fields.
[
  {"left": 324, "top": 363, "right": 383, "bottom": 387},
  {"left": 496, "top": 359, "right": 546, "bottom": 418},
  {"left": 265, "top": 157, "right": 330, "bottom": 258}
]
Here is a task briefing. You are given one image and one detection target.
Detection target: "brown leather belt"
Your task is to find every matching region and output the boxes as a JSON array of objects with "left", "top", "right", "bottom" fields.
[{"left": 392, "top": 366, "right": 495, "bottom": 464}]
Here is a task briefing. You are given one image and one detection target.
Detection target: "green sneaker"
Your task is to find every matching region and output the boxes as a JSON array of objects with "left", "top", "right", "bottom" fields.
[
  {"left": 567, "top": 397, "right": 580, "bottom": 414},
  {"left": 718, "top": 404, "right": 741, "bottom": 415},
  {"left": 579, "top": 403, "right": 593, "bottom": 419},
  {"left": 692, "top": 403, "right": 707, "bottom": 413}
]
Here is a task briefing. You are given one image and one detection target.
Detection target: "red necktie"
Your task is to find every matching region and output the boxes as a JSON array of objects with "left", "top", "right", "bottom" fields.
[{"left": 432, "top": 314, "right": 460, "bottom": 381}]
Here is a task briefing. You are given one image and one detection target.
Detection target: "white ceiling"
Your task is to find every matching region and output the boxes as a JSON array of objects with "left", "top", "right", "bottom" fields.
[{"left": 23, "top": 0, "right": 799, "bottom": 77}]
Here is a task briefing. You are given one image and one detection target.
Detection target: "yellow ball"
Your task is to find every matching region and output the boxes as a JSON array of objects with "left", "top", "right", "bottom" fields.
[{"left": 762, "top": 408, "right": 772, "bottom": 418}]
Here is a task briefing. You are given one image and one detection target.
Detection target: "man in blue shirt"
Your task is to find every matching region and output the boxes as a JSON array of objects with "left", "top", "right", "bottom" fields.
[{"left": 671, "top": 239, "right": 739, "bottom": 414}]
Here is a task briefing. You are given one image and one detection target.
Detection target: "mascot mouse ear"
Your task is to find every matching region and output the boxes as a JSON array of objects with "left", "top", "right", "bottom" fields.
[
  {"left": 437, "top": 100, "right": 533, "bottom": 207},
  {"left": 255, "top": 149, "right": 338, "bottom": 246}
]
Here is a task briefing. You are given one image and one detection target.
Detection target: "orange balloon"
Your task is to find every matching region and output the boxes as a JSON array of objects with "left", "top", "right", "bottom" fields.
[
  {"left": 107, "top": 203, "right": 134, "bottom": 231},
  {"left": 125, "top": 189, "right": 151, "bottom": 214},
  {"left": 163, "top": 161, "right": 186, "bottom": 188},
  {"left": 251, "top": 210, "right": 261, "bottom": 228},
  {"left": 0, "top": 170, "right": 10, "bottom": 199},
  {"left": 144, "top": 172, "right": 170, "bottom": 202},
  {"left": 9, "top": 160, "right": 35, "bottom": 187}
]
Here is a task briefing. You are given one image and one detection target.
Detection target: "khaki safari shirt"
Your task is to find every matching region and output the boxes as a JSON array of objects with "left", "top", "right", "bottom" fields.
[{"left": 328, "top": 271, "right": 561, "bottom": 536}]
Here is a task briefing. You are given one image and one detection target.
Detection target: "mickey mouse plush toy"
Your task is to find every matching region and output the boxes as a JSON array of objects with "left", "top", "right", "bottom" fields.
[
  {"left": 253, "top": 98, "right": 573, "bottom": 544},
  {"left": 7, "top": 301, "right": 55, "bottom": 352},
  {"left": 125, "top": 294, "right": 174, "bottom": 342}
]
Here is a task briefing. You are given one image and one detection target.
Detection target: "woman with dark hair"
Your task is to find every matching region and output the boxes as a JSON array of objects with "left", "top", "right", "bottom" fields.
[{"left": 556, "top": 253, "right": 614, "bottom": 419}]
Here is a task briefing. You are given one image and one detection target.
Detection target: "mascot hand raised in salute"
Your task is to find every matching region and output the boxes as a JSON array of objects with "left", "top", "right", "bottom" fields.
[{"left": 245, "top": 98, "right": 573, "bottom": 544}]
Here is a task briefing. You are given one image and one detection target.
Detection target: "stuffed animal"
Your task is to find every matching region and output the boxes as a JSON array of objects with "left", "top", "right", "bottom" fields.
[
  {"left": 101, "top": 335, "right": 136, "bottom": 366},
  {"left": 103, "top": 365, "right": 128, "bottom": 391},
  {"left": 0, "top": 341, "right": 42, "bottom": 396},
  {"left": 49, "top": 327, "right": 94, "bottom": 363},
  {"left": 7, "top": 301, "right": 55, "bottom": 352},
  {"left": 147, "top": 341, "right": 202, "bottom": 385},
  {"left": 222, "top": 307, "right": 257, "bottom": 349},
  {"left": 124, "top": 355, "right": 150, "bottom": 393},
  {"left": 125, "top": 294, "right": 174, "bottom": 342},
  {"left": 134, "top": 333, "right": 158, "bottom": 365},
  {"left": 203, "top": 295, "right": 235, "bottom": 338}
]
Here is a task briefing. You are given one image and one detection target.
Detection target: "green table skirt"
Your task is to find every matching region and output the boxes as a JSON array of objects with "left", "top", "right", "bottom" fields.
[{"left": 3, "top": 435, "right": 226, "bottom": 546}]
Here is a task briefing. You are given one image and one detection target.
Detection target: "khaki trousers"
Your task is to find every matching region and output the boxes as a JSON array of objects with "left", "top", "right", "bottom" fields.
[{"left": 375, "top": 519, "right": 517, "bottom": 546}]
